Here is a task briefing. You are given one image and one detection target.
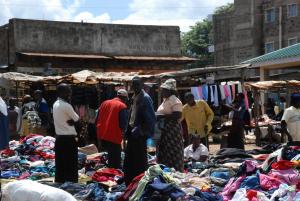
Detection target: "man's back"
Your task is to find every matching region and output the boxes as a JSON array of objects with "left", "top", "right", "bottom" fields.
[
  {"left": 97, "top": 98, "right": 127, "bottom": 144},
  {"left": 53, "top": 99, "right": 78, "bottom": 135}
]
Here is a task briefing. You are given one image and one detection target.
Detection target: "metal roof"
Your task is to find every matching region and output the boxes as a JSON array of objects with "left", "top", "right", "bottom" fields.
[
  {"left": 242, "top": 43, "right": 300, "bottom": 65},
  {"left": 18, "top": 52, "right": 197, "bottom": 62}
]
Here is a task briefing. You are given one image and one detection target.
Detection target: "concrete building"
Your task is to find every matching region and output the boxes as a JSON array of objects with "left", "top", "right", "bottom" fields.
[
  {"left": 0, "top": 19, "right": 194, "bottom": 74},
  {"left": 213, "top": 0, "right": 300, "bottom": 68}
]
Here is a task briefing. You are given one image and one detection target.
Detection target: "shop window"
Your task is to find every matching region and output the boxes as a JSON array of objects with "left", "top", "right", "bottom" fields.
[
  {"left": 288, "top": 37, "right": 298, "bottom": 46},
  {"left": 288, "top": 4, "right": 297, "bottom": 18},
  {"left": 265, "top": 8, "right": 275, "bottom": 23},
  {"left": 265, "top": 42, "right": 274, "bottom": 53}
]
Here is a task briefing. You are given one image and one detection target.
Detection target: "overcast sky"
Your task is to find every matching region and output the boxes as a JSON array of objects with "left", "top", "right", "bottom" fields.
[{"left": 0, "top": 0, "right": 233, "bottom": 32}]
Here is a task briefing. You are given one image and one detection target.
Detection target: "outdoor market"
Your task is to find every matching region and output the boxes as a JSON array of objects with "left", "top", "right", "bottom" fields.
[{"left": 1, "top": 66, "right": 300, "bottom": 201}]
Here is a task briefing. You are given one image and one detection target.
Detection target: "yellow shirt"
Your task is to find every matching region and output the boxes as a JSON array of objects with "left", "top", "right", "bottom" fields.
[{"left": 181, "top": 100, "right": 214, "bottom": 138}]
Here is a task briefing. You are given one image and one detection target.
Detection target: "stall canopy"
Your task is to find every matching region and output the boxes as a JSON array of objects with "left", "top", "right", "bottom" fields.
[
  {"left": 245, "top": 80, "right": 300, "bottom": 90},
  {"left": 0, "top": 70, "right": 155, "bottom": 84},
  {"left": 0, "top": 72, "right": 62, "bottom": 83}
]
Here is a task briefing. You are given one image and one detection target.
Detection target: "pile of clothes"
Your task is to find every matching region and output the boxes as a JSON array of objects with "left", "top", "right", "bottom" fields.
[{"left": 2, "top": 135, "right": 300, "bottom": 201}]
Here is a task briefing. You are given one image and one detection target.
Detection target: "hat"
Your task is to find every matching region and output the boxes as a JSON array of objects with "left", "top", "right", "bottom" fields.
[
  {"left": 117, "top": 89, "right": 128, "bottom": 98},
  {"left": 160, "top": 79, "right": 177, "bottom": 90}
]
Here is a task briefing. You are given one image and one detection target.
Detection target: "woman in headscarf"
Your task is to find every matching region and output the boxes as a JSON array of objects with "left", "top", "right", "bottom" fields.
[
  {"left": 156, "top": 79, "right": 184, "bottom": 171},
  {"left": 0, "top": 95, "right": 9, "bottom": 150}
]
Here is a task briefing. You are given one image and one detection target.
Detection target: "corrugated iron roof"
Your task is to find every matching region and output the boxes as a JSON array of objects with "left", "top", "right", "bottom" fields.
[
  {"left": 18, "top": 52, "right": 197, "bottom": 62},
  {"left": 242, "top": 43, "right": 300, "bottom": 65},
  {"left": 19, "top": 52, "right": 111, "bottom": 59}
]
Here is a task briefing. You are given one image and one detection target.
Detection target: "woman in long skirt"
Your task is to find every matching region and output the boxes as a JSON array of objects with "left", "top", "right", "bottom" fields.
[
  {"left": 0, "top": 96, "right": 9, "bottom": 150},
  {"left": 156, "top": 79, "right": 184, "bottom": 172}
]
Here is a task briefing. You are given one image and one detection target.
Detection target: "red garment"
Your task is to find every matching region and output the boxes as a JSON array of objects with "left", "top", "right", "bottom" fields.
[
  {"left": 271, "top": 160, "right": 295, "bottom": 170},
  {"left": 20, "top": 134, "right": 42, "bottom": 143},
  {"left": 247, "top": 190, "right": 258, "bottom": 201},
  {"left": 92, "top": 168, "right": 124, "bottom": 182},
  {"left": 117, "top": 173, "right": 144, "bottom": 201},
  {"left": 96, "top": 98, "right": 127, "bottom": 145},
  {"left": 0, "top": 148, "right": 15, "bottom": 157}
]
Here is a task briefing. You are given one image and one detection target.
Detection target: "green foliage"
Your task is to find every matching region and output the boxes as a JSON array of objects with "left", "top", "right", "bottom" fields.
[
  {"left": 214, "top": 3, "right": 234, "bottom": 15},
  {"left": 181, "top": 3, "right": 234, "bottom": 68},
  {"left": 181, "top": 19, "right": 214, "bottom": 68}
]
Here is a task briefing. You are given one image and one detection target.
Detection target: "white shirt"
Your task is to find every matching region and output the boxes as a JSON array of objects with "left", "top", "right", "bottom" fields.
[
  {"left": 184, "top": 144, "right": 209, "bottom": 161},
  {"left": 157, "top": 95, "right": 183, "bottom": 115},
  {"left": 282, "top": 106, "right": 300, "bottom": 141},
  {"left": 53, "top": 98, "right": 79, "bottom": 135}
]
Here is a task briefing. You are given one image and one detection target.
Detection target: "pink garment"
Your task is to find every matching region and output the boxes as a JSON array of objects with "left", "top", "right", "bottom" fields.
[
  {"left": 224, "top": 85, "right": 230, "bottom": 97},
  {"left": 244, "top": 160, "right": 258, "bottom": 174},
  {"left": 268, "top": 169, "right": 300, "bottom": 186},
  {"left": 231, "top": 85, "right": 236, "bottom": 101},
  {"left": 244, "top": 90, "right": 249, "bottom": 110},
  {"left": 259, "top": 173, "right": 283, "bottom": 191},
  {"left": 197, "top": 87, "right": 203, "bottom": 100},
  {"left": 221, "top": 176, "right": 246, "bottom": 201}
]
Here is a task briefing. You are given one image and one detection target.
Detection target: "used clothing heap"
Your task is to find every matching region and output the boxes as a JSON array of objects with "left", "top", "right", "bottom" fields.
[{"left": 3, "top": 136, "right": 300, "bottom": 201}]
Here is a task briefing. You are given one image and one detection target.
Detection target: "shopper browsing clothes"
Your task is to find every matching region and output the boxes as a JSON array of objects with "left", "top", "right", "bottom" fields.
[
  {"left": 156, "top": 79, "right": 184, "bottom": 172},
  {"left": 34, "top": 90, "right": 50, "bottom": 132},
  {"left": 96, "top": 89, "right": 129, "bottom": 169},
  {"left": 53, "top": 84, "right": 79, "bottom": 183},
  {"left": 225, "top": 93, "right": 247, "bottom": 150},
  {"left": 281, "top": 93, "right": 300, "bottom": 142},
  {"left": 0, "top": 95, "right": 9, "bottom": 150},
  {"left": 181, "top": 92, "right": 214, "bottom": 149},
  {"left": 184, "top": 134, "right": 209, "bottom": 162},
  {"left": 123, "top": 77, "right": 156, "bottom": 186},
  {"left": 7, "top": 98, "right": 19, "bottom": 140}
]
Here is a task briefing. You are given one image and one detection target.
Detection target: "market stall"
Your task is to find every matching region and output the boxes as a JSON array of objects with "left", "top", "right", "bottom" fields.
[{"left": 244, "top": 80, "right": 300, "bottom": 146}]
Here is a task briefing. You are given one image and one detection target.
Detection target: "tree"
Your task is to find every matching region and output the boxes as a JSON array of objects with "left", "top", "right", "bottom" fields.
[
  {"left": 181, "top": 3, "right": 234, "bottom": 68},
  {"left": 181, "top": 19, "right": 214, "bottom": 68},
  {"left": 214, "top": 3, "right": 234, "bottom": 15}
]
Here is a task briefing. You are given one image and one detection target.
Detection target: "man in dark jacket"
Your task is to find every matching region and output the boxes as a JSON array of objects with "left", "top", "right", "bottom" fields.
[{"left": 123, "top": 77, "right": 156, "bottom": 186}]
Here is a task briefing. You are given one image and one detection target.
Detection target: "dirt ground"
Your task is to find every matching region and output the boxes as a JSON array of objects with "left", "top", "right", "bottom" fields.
[{"left": 208, "top": 143, "right": 259, "bottom": 155}]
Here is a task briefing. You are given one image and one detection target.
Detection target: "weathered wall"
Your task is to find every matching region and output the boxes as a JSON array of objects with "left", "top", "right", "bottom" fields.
[
  {"left": 0, "top": 26, "right": 8, "bottom": 66},
  {"left": 10, "top": 18, "right": 181, "bottom": 57},
  {"left": 213, "top": 0, "right": 263, "bottom": 66},
  {"left": 263, "top": 0, "right": 300, "bottom": 50}
]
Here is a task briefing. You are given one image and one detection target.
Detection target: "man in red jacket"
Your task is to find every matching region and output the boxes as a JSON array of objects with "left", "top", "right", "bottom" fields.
[{"left": 96, "top": 89, "right": 129, "bottom": 169}]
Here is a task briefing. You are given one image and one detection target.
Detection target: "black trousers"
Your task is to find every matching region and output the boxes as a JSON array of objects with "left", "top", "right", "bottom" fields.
[
  {"left": 55, "top": 135, "right": 78, "bottom": 183},
  {"left": 123, "top": 135, "right": 148, "bottom": 186},
  {"left": 101, "top": 140, "right": 121, "bottom": 169}
]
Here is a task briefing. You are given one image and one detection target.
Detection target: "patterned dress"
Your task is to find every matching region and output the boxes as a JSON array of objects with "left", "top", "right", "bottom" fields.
[
  {"left": 156, "top": 95, "right": 184, "bottom": 172},
  {"left": 157, "top": 119, "right": 184, "bottom": 171}
]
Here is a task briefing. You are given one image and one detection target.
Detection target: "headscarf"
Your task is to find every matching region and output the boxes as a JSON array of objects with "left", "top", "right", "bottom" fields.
[
  {"left": 0, "top": 96, "right": 8, "bottom": 116},
  {"left": 160, "top": 79, "right": 177, "bottom": 91}
]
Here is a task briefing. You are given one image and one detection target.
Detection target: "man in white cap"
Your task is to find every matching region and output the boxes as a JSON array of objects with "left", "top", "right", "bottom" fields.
[{"left": 96, "top": 89, "right": 129, "bottom": 169}]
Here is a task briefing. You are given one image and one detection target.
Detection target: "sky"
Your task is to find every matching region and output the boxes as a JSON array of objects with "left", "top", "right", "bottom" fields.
[{"left": 0, "top": 0, "right": 233, "bottom": 32}]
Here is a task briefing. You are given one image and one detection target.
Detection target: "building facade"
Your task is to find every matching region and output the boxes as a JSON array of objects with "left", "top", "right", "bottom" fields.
[
  {"left": 0, "top": 19, "right": 194, "bottom": 74},
  {"left": 213, "top": 0, "right": 300, "bottom": 67}
]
